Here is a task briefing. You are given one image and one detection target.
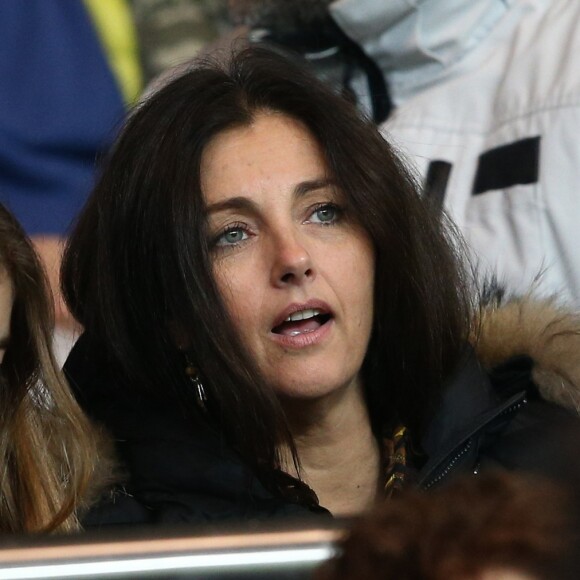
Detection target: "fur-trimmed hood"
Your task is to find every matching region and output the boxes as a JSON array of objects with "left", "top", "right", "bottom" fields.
[
  {"left": 419, "top": 297, "right": 580, "bottom": 491},
  {"left": 475, "top": 297, "right": 580, "bottom": 415}
]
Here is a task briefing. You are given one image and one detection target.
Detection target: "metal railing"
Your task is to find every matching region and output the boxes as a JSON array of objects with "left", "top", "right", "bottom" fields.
[{"left": 0, "top": 522, "right": 342, "bottom": 579}]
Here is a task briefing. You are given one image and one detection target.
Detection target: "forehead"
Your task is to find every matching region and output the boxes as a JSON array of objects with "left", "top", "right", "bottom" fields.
[{"left": 200, "top": 113, "right": 329, "bottom": 205}]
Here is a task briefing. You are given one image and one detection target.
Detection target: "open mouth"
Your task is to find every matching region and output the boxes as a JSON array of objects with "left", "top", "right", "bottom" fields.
[{"left": 272, "top": 308, "right": 333, "bottom": 337}]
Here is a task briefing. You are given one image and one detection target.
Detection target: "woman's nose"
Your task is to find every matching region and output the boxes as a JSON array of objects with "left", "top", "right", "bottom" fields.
[{"left": 270, "top": 230, "right": 315, "bottom": 287}]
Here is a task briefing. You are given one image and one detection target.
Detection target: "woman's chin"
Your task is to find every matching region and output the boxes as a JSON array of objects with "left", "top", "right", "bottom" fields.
[{"left": 271, "top": 372, "right": 362, "bottom": 405}]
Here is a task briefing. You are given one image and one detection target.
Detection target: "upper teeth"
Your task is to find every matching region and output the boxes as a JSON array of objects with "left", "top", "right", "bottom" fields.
[{"left": 285, "top": 308, "right": 322, "bottom": 322}]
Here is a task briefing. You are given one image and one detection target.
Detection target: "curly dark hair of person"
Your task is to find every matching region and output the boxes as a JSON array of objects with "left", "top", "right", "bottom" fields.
[
  {"left": 61, "top": 46, "right": 472, "bottom": 500},
  {"left": 316, "top": 471, "right": 580, "bottom": 580},
  {"left": 0, "top": 202, "right": 107, "bottom": 533}
]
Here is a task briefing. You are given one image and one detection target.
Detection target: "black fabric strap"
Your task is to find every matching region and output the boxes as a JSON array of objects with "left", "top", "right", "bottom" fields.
[
  {"left": 473, "top": 136, "right": 541, "bottom": 195},
  {"left": 425, "top": 160, "right": 453, "bottom": 209}
]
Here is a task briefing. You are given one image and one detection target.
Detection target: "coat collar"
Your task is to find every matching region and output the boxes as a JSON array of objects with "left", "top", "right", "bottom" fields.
[
  {"left": 421, "top": 349, "right": 501, "bottom": 460},
  {"left": 420, "top": 295, "right": 580, "bottom": 482}
]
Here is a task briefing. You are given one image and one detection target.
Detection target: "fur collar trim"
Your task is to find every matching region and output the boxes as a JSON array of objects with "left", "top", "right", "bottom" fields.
[{"left": 474, "top": 297, "right": 580, "bottom": 414}]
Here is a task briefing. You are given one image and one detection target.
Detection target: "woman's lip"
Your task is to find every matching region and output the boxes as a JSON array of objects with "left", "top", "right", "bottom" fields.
[
  {"left": 272, "top": 299, "right": 333, "bottom": 329},
  {"left": 270, "top": 317, "right": 334, "bottom": 349}
]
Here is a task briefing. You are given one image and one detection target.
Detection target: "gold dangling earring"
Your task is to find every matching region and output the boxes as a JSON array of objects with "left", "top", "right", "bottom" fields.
[{"left": 184, "top": 355, "right": 207, "bottom": 411}]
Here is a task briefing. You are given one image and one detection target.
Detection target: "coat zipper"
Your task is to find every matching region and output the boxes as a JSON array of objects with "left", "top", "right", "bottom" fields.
[
  {"left": 421, "top": 396, "right": 528, "bottom": 490},
  {"left": 423, "top": 439, "right": 473, "bottom": 490}
]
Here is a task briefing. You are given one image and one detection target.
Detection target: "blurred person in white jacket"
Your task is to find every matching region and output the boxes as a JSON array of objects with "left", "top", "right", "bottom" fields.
[{"left": 234, "top": 0, "right": 580, "bottom": 307}]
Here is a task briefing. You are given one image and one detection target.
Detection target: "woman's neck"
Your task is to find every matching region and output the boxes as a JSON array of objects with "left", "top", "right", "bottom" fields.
[{"left": 281, "top": 380, "right": 382, "bottom": 517}]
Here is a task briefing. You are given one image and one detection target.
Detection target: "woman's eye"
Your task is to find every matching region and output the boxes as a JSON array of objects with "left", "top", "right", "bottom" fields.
[
  {"left": 309, "top": 204, "right": 340, "bottom": 225},
  {"left": 215, "top": 227, "right": 248, "bottom": 247}
]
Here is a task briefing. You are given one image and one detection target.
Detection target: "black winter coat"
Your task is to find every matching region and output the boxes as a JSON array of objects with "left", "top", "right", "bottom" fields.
[{"left": 65, "top": 299, "right": 580, "bottom": 527}]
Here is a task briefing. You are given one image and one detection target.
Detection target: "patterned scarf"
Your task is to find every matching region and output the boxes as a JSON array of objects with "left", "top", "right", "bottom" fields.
[{"left": 384, "top": 425, "right": 417, "bottom": 498}]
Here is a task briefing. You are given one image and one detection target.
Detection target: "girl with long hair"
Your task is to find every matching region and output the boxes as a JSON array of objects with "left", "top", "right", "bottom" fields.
[{"left": 0, "top": 203, "right": 107, "bottom": 533}]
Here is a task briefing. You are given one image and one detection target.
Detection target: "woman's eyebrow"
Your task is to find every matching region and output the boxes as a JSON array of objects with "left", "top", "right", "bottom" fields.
[
  {"left": 205, "top": 178, "right": 336, "bottom": 215},
  {"left": 293, "top": 178, "right": 335, "bottom": 197},
  {"left": 205, "top": 196, "right": 259, "bottom": 215}
]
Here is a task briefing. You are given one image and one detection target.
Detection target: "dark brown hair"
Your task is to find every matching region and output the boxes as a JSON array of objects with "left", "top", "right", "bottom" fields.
[
  {"left": 316, "top": 472, "right": 579, "bottom": 580},
  {"left": 62, "top": 47, "right": 471, "bottom": 497},
  {"left": 0, "top": 202, "right": 104, "bottom": 533}
]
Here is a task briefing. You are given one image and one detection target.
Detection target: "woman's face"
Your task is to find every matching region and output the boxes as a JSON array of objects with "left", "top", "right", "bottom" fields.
[
  {"left": 0, "top": 268, "right": 13, "bottom": 364},
  {"left": 201, "top": 112, "right": 375, "bottom": 400}
]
